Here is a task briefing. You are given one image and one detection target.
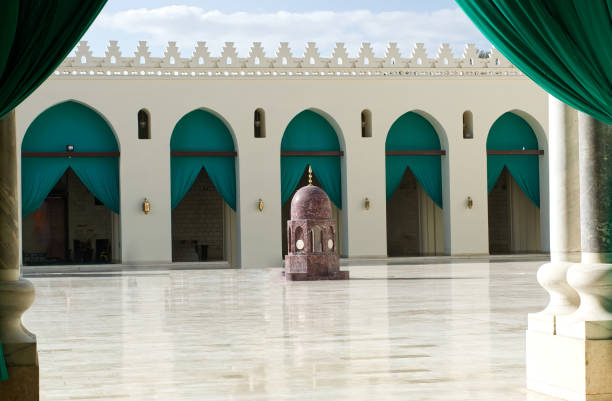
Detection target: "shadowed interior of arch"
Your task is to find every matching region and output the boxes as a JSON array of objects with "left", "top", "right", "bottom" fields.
[
  {"left": 385, "top": 111, "right": 444, "bottom": 256},
  {"left": 21, "top": 101, "right": 120, "bottom": 265},
  {"left": 170, "top": 109, "right": 237, "bottom": 263}
]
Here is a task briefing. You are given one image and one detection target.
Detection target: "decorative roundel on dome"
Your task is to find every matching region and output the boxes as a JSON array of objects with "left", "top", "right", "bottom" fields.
[
  {"left": 327, "top": 239, "right": 334, "bottom": 250},
  {"left": 296, "top": 239, "right": 304, "bottom": 250},
  {"left": 291, "top": 185, "right": 332, "bottom": 220}
]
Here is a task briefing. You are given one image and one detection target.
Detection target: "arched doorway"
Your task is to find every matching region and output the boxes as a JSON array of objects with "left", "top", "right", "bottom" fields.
[
  {"left": 487, "top": 112, "right": 542, "bottom": 254},
  {"left": 170, "top": 109, "right": 237, "bottom": 263},
  {"left": 281, "top": 110, "right": 343, "bottom": 257},
  {"left": 385, "top": 112, "right": 444, "bottom": 256},
  {"left": 21, "top": 101, "right": 121, "bottom": 265}
]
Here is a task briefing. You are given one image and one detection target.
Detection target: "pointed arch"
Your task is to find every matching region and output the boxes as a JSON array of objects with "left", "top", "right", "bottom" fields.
[
  {"left": 385, "top": 111, "right": 444, "bottom": 208},
  {"left": 170, "top": 109, "right": 237, "bottom": 210},
  {"left": 21, "top": 100, "right": 120, "bottom": 216},
  {"left": 280, "top": 110, "right": 342, "bottom": 208},
  {"left": 486, "top": 112, "right": 541, "bottom": 207}
]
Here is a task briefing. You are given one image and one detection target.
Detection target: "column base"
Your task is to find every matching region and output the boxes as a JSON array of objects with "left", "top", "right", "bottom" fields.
[
  {"left": 0, "top": 364, "right": 39, "bottom": 401},
  {"left": 526, "top": 330, "right": 612, "bottom": 401}
]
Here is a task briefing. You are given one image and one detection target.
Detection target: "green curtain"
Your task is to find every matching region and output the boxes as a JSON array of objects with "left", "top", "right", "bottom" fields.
[
  {"left": 0, "top": 341, "right": 6, "bottom": 382},
  {"left": 21, "top": 101, "right": 120, "bottom": 216},
  {"left": 487, "top": 112, "right": 540, "bottom": 207},
  {"left": 281, "top": 156, "right": 342, "bottom": 208},
  {"left": 281, "top": 110, "right": 342, "bottom": 208},
  {"left": 385, "top": 112, "right": 443, "bottom": 208},
  {"left": 0, "top": 1, "right": 107, "bottom": 120},
  {"left": 455, "top": 0, "right": 612, "bottom": 125},
  {"left": 170, "top": 110, "right": 236, "bottom": 210}
]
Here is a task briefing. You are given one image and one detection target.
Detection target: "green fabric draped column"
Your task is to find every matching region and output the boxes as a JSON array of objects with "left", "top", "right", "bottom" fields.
[
  {"left": 0, "top": 1, "right": 107, "bottom": 119},
  {"left": 21, "top": 101, "right": 120, "bottom": 216},
  {"left": 455, "top": 0, "right": 612, "bottom": 125},
  {"left": 386, "top": 112, "right": 443, "bottom": 208},
  {"left": 487, "top": 112, "right": 540, "bottom": 207},
  {"left": 281, "top": 110, "right": 342, "bottom": 208},
  {"left": 170, "top": 110, "right": 237, "bottom": 211}
]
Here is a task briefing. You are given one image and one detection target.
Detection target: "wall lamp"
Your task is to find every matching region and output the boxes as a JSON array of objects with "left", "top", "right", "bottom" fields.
[
  {"left": 66, "top": 144, "right": 74, "bottom": 152},
  {"left": 467, "top": 196, "right": 473, "bottom": 209},
  {"left": 258, "top": 198, "right": 264, "bottom": 212},
  {"left": 364, "top": 197, "right": 371, "bottom": 210},
  {"left": 143, "top": 198, "right": 151, "bottom": 215}
]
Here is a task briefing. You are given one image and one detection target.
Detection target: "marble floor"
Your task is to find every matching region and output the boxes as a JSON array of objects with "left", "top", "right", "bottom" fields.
[{"left": 23, "top": 260, "right": 562, "bottom": 401}]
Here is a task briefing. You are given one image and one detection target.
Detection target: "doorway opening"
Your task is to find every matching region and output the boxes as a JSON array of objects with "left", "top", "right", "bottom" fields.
[
  {"left": 171, "top": 168, "right": 235, "bottom": 262},
  {"left": 386, "top": 168, "right": 443, "bottom": 256},
  {"left": 22, "top": 169, "right": 120, "bottom": 265},
  {"left": 488, "top": 167, "right": 541, "bottom": 254}
]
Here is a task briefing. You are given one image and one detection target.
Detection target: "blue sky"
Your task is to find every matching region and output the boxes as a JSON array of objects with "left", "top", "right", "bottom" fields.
[{"left": 81, "top": 0, "right": 489, "bottom": 59}]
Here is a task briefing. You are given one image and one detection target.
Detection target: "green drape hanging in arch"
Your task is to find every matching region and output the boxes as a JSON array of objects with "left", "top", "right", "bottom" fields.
[
  {"left": 21, "top": 101, "right": 120, "bottom": 216},
  {"left": 0, "top": 341, "right": 7, "bottom": 382},
  {"left": 0, "top": 1, "right": 107, "bottom": 119},
  {"left": 171, "top": 110, "right": 237, "bottom": 211},
  {"left": 487, "top": 112, "right": 540, "bottom": 207},
  {"left": 281, "top": 110, "right": 342, "bottom": 208},
  {"left": 455, "top": 0, "right": 612, "bottom": 125},
  {"left": 386, "top": 112, "right": 443, "bottom": 208}
]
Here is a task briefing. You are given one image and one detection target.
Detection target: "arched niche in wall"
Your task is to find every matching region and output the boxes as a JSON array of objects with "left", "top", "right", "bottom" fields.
[
  {"left": 138, "top": 108, "right": 151, "bottom": 139},
  {"left": 361, "top": 109, "right": 372, "bottom": 137},
  {"left": 254, "top": 108, "right": 266, "bottom": 138},
  {"left": 486, "top": 111, "right": 542, "bottom": 254},
  {"left": 170, "top": 109, "right": 238, "bottom": 263},
  {"left": 463, "top": 110, "right": 473, "bottom": 139},
  {"left": 21, "top": 100, "right": 121, "bottom": 265},
  {"left": 385, "top": 111, "right": 445, "bottom": 256}
]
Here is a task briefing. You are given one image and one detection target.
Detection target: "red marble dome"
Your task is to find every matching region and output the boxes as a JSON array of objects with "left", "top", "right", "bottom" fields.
[{"left": 290, "top": 185, "right": 332, "bottom": 220}]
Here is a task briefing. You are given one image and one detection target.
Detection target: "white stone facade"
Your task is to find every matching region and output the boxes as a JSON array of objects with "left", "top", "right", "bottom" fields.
[{"left": 15, "top": 41, "right": 550, "bottom": 268}]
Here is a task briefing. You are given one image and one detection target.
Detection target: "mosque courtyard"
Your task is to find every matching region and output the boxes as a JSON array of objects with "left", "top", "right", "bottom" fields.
[{"left": 23, "top": 258, "right": 561, "bottom": 401}]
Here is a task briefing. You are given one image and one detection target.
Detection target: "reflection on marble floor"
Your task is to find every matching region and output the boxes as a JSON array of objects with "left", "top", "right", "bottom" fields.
[{"left": 23, "top": 261, "right": 562, "bottom": 401}]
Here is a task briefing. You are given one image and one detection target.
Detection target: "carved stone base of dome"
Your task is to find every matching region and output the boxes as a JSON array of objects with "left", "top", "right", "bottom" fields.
[{"left": 284, "top": 254, "right": 349, "bottom": 281}]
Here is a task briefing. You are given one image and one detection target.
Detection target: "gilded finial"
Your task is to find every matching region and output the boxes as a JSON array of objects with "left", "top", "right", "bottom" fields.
[{"left": 308, "top": 165, "right": 312, "bottom": 185}]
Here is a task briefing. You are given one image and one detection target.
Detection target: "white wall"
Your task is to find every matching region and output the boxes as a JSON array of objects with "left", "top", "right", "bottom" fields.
[{"left": 16, "top": 73, "right": 548, "bottom": 267}]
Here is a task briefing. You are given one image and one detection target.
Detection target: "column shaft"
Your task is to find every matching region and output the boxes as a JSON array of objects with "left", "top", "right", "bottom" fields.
[
  {"left": 0, "top": 111, "right": 20, "bottom": 281},
  {"left": 548, "top": 98, "right": 581, "bottom": 262},
  {"left": 561, "top": 112, "right": 612, "bottom": 339},
  {"left": 531, "top": 97, "right": 580, "bottom": 320},
  {"left": 0, "top": 110, "right": 39, "bottom": 401},
  {"left": 577, "top": 113, "right": 612, "bottom": 261}
]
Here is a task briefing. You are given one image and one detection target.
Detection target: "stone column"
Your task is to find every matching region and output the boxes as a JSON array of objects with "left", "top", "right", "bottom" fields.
[
  {"left": 559, "top": 112, "right": 612, "bottom": 340},
  {"left": 527, "top": 111, "right": 612, "bottom": 401},
  {"left": 0, "top": 110, "right": 39, "bottom": 400},
  {"left": 528, "top": 96, "right": 580, "bottom": 333}
]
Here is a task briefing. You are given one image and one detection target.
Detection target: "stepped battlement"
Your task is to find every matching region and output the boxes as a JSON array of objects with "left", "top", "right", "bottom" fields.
[{"left": 54, "top": 40, "right": 522, "bottom": 79}]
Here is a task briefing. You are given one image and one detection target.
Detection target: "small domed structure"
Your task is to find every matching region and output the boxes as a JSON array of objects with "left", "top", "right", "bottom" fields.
[
  {"left": 284, "top": 167, "right": 349, "bottom": 281},
  {"left": 291, "top": 185, "right": 332, "bottom": 220}
]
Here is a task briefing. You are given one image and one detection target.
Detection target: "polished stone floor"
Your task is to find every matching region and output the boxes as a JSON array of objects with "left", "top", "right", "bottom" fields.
[{"left": 23, "top": 260, "right": 561, "bottom": 401}]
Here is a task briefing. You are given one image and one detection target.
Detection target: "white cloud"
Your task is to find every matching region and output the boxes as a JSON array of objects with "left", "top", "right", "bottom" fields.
[{"left": 83, "top": 6, "right": 490, "bottom": 58}]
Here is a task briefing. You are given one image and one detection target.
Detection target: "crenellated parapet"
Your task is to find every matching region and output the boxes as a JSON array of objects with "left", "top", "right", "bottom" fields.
[{"left": 55, "top": 41, "right": 521, "bottom": 78}]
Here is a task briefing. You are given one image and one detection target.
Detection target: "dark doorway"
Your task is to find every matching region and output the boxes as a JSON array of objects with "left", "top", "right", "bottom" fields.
[
  {"left": 171, "top": 168, "right": 226, "bottom": 262},
  {"left": 488, "top": 167, "right": 541, "bottom": 254},
  {"left": 22, "top": 169, "right": 118, "bottom": 265},
  {"left": 386, "top": 168, "right": 443, "bottom": 256}
]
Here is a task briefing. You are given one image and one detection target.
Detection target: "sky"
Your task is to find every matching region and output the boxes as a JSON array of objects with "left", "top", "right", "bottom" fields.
[{"left": 80, "top": 0, "right": 491, "bottom": 59}]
